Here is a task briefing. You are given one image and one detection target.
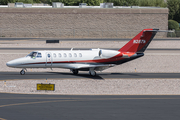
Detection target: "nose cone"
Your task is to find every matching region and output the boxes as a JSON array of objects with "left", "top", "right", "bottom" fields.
[
  {"left": 6, "top": 60, "right": 16, "bottom": 67},
  {"left": 6, "top": 58, "right": 25, "bottom": 68},
  {"left": 6, "top": 61, "right": 10, "bottom": 67}
]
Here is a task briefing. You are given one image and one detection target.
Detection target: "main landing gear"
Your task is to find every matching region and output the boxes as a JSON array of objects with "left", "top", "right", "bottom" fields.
[
  {"left": 20, "top": 69, "right": 26, "bottom": 75},
  {"left": 89, "top": 69, "right": 96, "bottom": 76},
  {"left": 72, "top": 69, "right": 79, "bottom": 75},
  {"left": 71, "top": 69, "right": 97, "bottom": 76}
]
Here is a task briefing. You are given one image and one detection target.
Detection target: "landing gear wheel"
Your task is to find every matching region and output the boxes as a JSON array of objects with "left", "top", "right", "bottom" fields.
[
  {"left": 89, "top": 71, "right": 96, "bottom": 76},
  {"left": 72, "top": 69, "right": 78, "bottom": 75},
  {"left": 20, "top": 70, "right": 25, "bottom": 75}
]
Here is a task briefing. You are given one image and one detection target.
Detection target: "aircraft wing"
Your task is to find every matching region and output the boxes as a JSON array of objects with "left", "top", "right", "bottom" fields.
[{"left": 68, "top": 63, "right": 116, "bottom": 71}]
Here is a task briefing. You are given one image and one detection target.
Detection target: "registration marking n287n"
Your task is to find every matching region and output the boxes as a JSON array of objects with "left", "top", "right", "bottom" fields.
[{"left": 133, "top": 40, "right": 146, "bottom": 44}]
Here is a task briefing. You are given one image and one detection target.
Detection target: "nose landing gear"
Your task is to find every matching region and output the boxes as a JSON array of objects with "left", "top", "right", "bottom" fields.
[{"left": 20, "top": 69, "right": 26, "bottom": 75}]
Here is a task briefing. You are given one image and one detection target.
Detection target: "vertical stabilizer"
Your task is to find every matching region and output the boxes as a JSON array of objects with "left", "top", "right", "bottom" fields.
[{"left": 119, "top": 28, "right": 159, "bottom": 53}]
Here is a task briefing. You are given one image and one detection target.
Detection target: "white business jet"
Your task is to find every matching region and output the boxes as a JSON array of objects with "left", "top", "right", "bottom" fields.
[{"left": 6, "top": 28, "right": 159, "bottom": 76}]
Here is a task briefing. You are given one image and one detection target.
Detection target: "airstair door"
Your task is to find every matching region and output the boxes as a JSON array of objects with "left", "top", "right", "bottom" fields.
[{"left": 46, "top": 52, "right": 52, "bottom": 67}]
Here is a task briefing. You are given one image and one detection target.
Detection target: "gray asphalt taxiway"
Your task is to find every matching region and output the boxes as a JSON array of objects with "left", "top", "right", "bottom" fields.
[
  {"left": 0, "top": 93, "right": 180, "bottom": 120},
  {"left": 0, "top": 72, "right": 180, "bottom": 80}
]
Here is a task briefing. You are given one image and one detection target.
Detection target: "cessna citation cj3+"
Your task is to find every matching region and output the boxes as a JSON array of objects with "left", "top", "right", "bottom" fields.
[{"left": 6, "top": 28, "right": 159, "bottom": 76}]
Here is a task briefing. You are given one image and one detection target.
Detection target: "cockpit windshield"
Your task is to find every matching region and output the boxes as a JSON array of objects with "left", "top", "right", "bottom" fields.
[
  {"left": 26, "top": 52, "right": 37, "bottom": 58},
  {"left": 26, "top": 52, "right": 42, "bottom": 58}
]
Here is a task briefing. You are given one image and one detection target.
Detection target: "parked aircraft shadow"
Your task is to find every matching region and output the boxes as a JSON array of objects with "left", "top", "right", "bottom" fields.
[
  {"left": 48, "top": 72, "right": 104, "bottom": 80},
  {"left": 0, "top": 72, "right": 143, "bottom": 80},
  {"left": 110, "top": 73, "right": 140, "bottom": 76}
]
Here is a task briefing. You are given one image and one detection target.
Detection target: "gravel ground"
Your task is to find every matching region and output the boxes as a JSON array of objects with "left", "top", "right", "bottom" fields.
[{"left": 0, "top": 79, "right": 180, "bottom": 95}]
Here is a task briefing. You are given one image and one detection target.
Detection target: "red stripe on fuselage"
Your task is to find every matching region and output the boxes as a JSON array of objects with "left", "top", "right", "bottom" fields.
[{"left": 22, "top": 52, "right": 131, "bottom": 65}]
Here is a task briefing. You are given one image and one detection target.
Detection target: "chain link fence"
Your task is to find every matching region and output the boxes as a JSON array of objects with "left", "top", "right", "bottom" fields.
[
  {"left": 0, "top": 28, "right": 169, "bottom": 38},
  {"left": 167, "top": 30, "right": 180, "bottom": 37}
]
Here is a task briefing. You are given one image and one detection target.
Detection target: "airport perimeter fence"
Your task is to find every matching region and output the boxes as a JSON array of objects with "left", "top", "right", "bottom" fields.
[
  {"left": 0, "top": 28, "right": 172, "bottom": 38},
  {"left": 167, "top": 30, "right": 180, "bottom": 37}
]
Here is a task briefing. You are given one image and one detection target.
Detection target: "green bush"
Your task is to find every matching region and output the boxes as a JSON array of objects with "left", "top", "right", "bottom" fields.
[
  {"left": 168, "top": 20, "right": 179, "bottom": 30},
  {"left": 167, "top": 32, "right": 176, "bottom": 37},
  {"left": 138, "top": 0, "right": 166, "bottom": 7},
  {"left": 0, "top": 0, "right": 167, "bottom": 6}
]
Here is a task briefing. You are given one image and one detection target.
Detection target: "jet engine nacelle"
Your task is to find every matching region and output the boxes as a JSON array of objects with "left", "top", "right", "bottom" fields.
[{"left": 99, "top": 49, "right": 120, "bottom": 58}]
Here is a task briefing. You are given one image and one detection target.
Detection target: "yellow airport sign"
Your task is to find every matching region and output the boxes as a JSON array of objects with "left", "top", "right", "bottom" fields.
[{"left": 37, "top": 84, "right": 55, "bottom": 91}]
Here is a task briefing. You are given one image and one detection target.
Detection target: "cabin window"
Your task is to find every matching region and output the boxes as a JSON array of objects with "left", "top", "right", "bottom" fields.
[
  {"left": 74, "top": 53, "right": 77, "bottom": 57},
  {"left": 58, "top": 53, "right": 61, "bottom": 57},
  {"left": 79, "top": 53, "right": 82, "bottom": 57},
  {"left": 48, "top": 54, "right": 50, "bottom": 58},
  {"left": 64, "top": 53, "right": 67, "bottom": 57},
  {"left": 53, "top": 53, "right": 56, "bottom": 58},
  {"left": 69, "top": 53, "right": 72, "bottom": 57},
  {"left": 37, "top": 53, "right": 42, "bottom": 58}
]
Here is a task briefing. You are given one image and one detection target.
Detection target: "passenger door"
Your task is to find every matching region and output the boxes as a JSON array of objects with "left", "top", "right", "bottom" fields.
[{"left": 46, "top": 52, "right": 52, "bottom": 67}]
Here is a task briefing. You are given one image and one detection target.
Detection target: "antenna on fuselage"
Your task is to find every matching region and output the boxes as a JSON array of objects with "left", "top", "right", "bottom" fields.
[{"left": 71, "top": 48, "right": 73, "bottom": 51}]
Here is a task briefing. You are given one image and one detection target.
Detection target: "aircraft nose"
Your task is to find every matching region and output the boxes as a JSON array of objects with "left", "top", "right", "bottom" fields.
[
  {"left": 6, "top": 58, "right": 26, "bottom": 68},
  {"left": 6, "top": 60, "right": 18, "bottom": 67},
  {"left": 6, "top": 61, "right": 13, "bottom": 67}
]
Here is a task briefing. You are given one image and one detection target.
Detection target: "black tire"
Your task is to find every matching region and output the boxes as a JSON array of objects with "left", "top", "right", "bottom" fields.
[
  {"left": 89, "top": 71, "right": 96, "bottom": 76},
  {"left": 20, "top": 70, "right": 25, "bottom": 75},
  {"left": 72, "top": 69, "right": 78, "bottom": 75}
]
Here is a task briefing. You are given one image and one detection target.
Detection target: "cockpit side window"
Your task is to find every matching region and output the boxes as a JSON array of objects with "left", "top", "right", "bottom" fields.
[{"left": 26, "top": 52, "right": 37, "bottom": 58}]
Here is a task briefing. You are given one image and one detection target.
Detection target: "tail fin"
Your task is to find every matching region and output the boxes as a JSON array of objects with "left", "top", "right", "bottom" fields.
[{"left": 119, "top": 28, "right": 159, "bottom": 53}]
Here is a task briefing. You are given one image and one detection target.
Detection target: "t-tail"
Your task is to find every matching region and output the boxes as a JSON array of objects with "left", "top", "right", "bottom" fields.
[{"left": 119, "top": 28, "right": 159, "bottom": 53}]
